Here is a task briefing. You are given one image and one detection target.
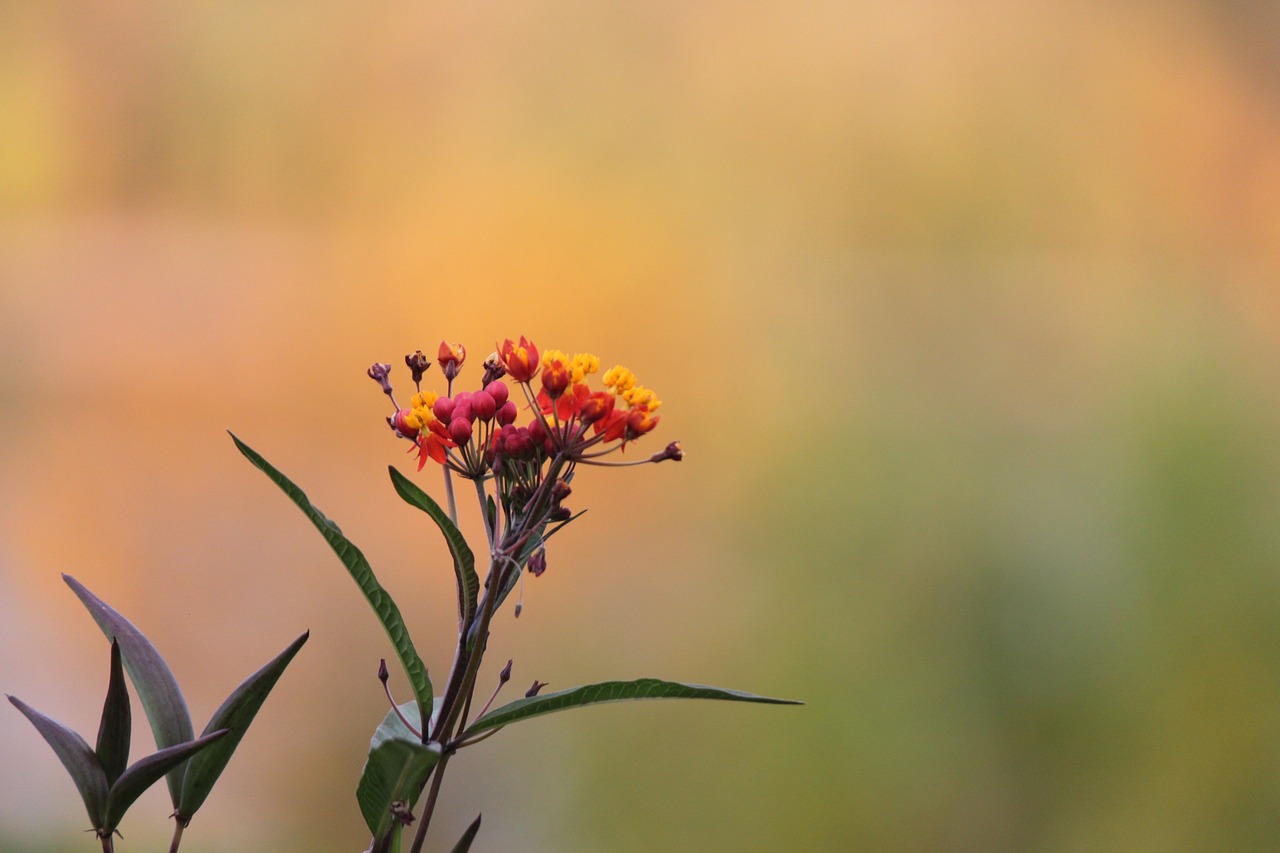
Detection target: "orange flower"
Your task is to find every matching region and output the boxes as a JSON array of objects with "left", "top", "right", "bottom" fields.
[
  {"left": 497, "top": 336, "right": 540, "bottom": 382},
  {"left": 415, "top": 419, "right": 455, "bottom": 469}
]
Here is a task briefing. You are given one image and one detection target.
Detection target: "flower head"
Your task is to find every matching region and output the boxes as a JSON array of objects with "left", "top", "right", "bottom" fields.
[
  {"left": 438, "top": 341, "right": 466, "bottom": 381},
  {"left": 498, "top": 336, "right": 540, "bottom": 383}
]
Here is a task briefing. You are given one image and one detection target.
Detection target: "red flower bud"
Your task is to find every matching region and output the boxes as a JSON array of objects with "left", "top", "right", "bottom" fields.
[
  {"left": 540, "top": 360, "right": 570, "bottom": 399},
  {"left": 527, "top": 416, "right": 548, "bottom": 445},
  {"left": 496, "top": 400, "right": 518, "bottom": 425},
  {"left": 432, "top": 396, "right": 455, "bottom": 422},
  {"left": 486, "top": 380, "right": 509, "bottom": 407},
  {"left": 449, "top": 417, "right": 473, "bottom": 445},
  {"left": 438, "top": 341, "right": 466, "bottom": 380},
  {"left": 471, "top": 390, "right": 496, "bottom": 421},
  {"left": 391, "top": 409, "right": 420, "bottom": 439}
]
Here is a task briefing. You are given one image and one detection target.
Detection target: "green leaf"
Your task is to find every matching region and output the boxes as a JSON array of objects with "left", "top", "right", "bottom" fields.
[
  {"left": 95, "top": 640, "right": 131, "bottom": 786},
  {"left": 388, "top": 467, "right": 478, "bottom": 631},
  {"left": 176, "top": 631, "right": 309, "bottom": 822},
  {"left": 462, "top": 679, "right": 804, "bottom": 737},
  {"left": 62, "top": 574, "right": 194, "bottom": 806},
  {"left": 357, "top": 737, "right": 441, "bottom": 838},
  {"left": 448, "top": 814, "right": 482, "bottom": 853},
  {"left": 7, "top": 695, "right": 109, "bottom": 829},
  {"left": 358, "top": 699, "right": 443, "bottom": 840},
  {"left": 231, "top": 434, "right": 433, "bottom": 727},
  {"left": 104, "top": 730, "right": 228, "bottom": 832}
]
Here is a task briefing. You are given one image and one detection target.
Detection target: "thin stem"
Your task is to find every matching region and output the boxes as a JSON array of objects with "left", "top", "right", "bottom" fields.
[
  {"left": 408, "top": 752, "right": 452, "bottom": 853},
  {"left": 101, "top": 833, "right": 115, "bottom": 853},
  {"left": 168, "top": 821, "right": 185, "bottom": 853},
  {"left": 474, "top": 478, "right": 494, "bottom": 549},
  {"left": 443, "top": 376, "right": 458, "bottom": 525}
]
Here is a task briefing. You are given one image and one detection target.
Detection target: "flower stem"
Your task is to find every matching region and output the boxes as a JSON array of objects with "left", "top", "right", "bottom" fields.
[
  {"left": 101, "top": 833, "right": 115, "bottom": 853},
  {"left": 408, "top": 751, "right": 452, "bottom": 853},
  {"left": 168, "top": 821, "right": 185, "bottom": 853}
]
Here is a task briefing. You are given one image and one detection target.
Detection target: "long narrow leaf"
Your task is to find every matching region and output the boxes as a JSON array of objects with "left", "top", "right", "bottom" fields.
[
  {"left": 104, "top": 729, "right": 228, "bottom": 832},
  {"left": 448, "top": 814, "right": 482, "bottom": 853},
  {"left": 95, "top": 640, "right": 131, "bottom": 786},
  {"left": 7, "top": 695, "right": 109, "bottom": 829},
  {"left": 389, "top": 466, "right": 478, "bottom": 631},
  {"left": 63, "top": 574, "right": 194, "bottom": 805},
  {"left": 176, "top": 631, "right": 309, "bottom": 822},
  {"left": 231, "top": 434, "right": 433, "bottom": 726},
  {"left": 462, "top": 679, "right": 803, "bottom": 737}
]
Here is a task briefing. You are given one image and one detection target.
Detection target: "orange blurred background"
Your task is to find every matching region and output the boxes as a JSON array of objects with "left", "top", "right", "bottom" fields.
[{"left": 5, "top": 2, "right": 1280, "bottom": 851}]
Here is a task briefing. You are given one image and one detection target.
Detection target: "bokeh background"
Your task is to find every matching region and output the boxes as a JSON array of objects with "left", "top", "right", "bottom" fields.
[{"left": 5, "top": 2, "right": 1280, "bottom": 851}]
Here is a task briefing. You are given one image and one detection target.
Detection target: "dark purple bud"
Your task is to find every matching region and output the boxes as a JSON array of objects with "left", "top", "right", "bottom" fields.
[
  {"left": 378, "top": 659, "right": 389, "bottom": 684},
  {"left": 482, "top": 352, "right": 507, "bottom": 386},
  {"left": 525, "top": 680, "right": 548, "bottom": 698},
  {"left": 499, "top": 659, "right": 513, "bottom": 684},
  {"left": 550, "top": 506, "right": 571, "bottom": 522},
  {"left": 405, "top": 351, "right": 431, "bottom": 384},
  {"left": 650, "top": 441, "right": 684, "bottom": 463},
  {"left": 528, "top": 547, "right": 547, "bottom": 577},
  {"left": 367, "top": 362, "right": 394, "bottom": 395}
]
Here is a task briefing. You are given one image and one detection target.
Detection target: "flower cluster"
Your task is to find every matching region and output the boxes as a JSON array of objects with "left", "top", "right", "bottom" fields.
[{"left": 369, "top": 336, "right": 681, "bottom": 577}]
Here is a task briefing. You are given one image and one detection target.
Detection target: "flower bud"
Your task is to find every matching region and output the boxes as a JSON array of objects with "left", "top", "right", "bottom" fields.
[
  {"left": 527, "top": 416, "right": 548, "bottom": 446},
  {"left": 404, "top": 350, "right": 431, "bottom": 383},
  {"left": 650, "top": 440, "right": 684, "bottom": 463},
  {"left": 482, "top": 352, "right": 507, "bottom": 386},
  {"left": 432, "top": 396, "right": 455, "bottom": 422},
  {"left": 367, "top": 362, "right": 393, "bottom": 395},
  {"left": 486, "top": 380, "right": 509, "bottom": 407},
  {"left": 525, "top": 680, "right": 547, "bottom": 697},
  {"left": 438, "top": 341, "right": 466, "bottom": 381},
  {"left": 391, "top": 409, "right": 420, "bottom": 439},
  {"left": 551, "top": 479, "right": 572, "bottom": 503},
  {"left": 528, "top": 548, "right": 547, "bottom": 577},
  {"left": 449, "top": 417, "right": 473, "bottom": 445},
  {"left": 471, "top": 390, "right": 496, "bottom": 422},
  {"left": 496, "top": 400, "right": 518, "bottom": 425},
  {"left": 540, "top": 360, "right": 570, "bottom": 399},
  {"left": 499, "top": 659, "right": 513, "bottom": 684}
]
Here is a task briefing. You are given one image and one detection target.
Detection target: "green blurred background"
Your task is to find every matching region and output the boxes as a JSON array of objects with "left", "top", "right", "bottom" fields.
[{"left": 5, "top": 2, "right": 1280, "bottom": 851}]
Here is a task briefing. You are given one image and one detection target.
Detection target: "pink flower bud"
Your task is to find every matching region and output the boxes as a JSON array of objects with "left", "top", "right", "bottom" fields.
[
  {"left": 391, "top": 409, "right": 420, "bottom": 439},
  {"left": 471, "top": 390, "right": 496, "bottom": 421},
  {"left": 449, "top": 417, "right": 473, "bottom": 445},
  {"left": 432, "top": 396, "right": 455, "bottom": 422},
  {"left": 486, "top": 381, "right": 509, "bottom": 407}
]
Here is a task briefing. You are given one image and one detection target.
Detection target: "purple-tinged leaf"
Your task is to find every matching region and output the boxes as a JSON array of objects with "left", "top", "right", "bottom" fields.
[
  {"left": 103, "top": 729, "right": 228, "bottom": 832},
  {"left": 95, "top": 640, "right": 131, "bottom": 786},
  {"left": 63, "top": 573, "right": 194, "bottom": 806},
  {"left": 7, "top": 694, "right": 109, "bottom": 829},
  {"left": 176, "top": 631, "right": 308, "bottom": 822}
]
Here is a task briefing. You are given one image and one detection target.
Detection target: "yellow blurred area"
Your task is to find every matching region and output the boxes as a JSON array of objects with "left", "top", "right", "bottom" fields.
[{"left": 5, "top": 1, "right": 1280, "bottom": 851}]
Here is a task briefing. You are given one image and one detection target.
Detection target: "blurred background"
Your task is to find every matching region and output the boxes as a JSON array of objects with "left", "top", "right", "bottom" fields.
[{"left": 4, "top": 1, "right": 1280, "bottom": 851}]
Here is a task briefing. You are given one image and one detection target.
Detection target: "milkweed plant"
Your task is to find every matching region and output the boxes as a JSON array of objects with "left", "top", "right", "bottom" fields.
[{"left": 9, "top": 336, "right": 801, "bottom": 853}]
